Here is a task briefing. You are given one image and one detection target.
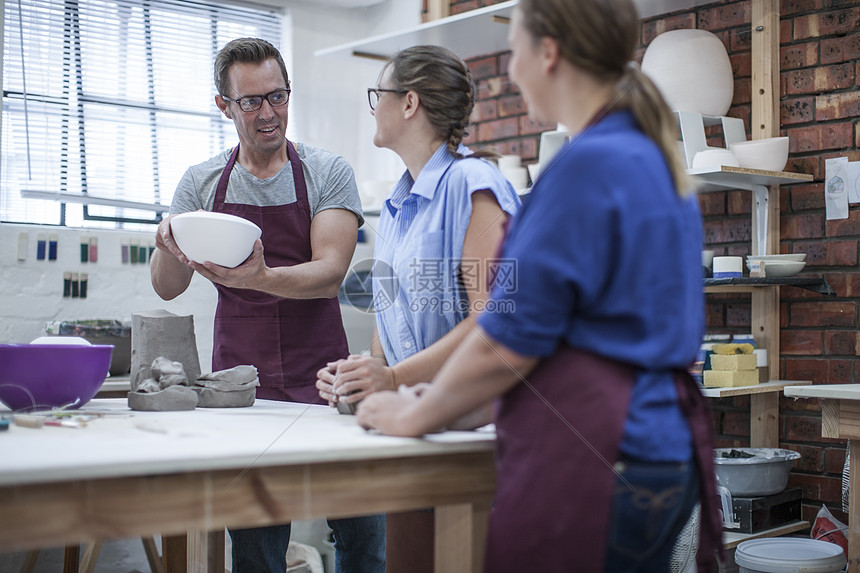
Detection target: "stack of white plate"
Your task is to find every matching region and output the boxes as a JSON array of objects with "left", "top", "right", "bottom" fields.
[{"left": 746, "top": 254, "right": 806, "bottom": 277}]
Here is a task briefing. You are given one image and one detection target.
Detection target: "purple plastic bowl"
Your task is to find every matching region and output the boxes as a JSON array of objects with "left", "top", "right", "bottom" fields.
[{"left": 0, "top": 344, "right": 114, "bottom": 411}]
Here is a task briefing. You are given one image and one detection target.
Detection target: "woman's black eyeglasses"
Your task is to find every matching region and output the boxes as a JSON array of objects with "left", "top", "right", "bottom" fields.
[
  {"left": 367, "top": 88, "right": 408, "bottom": 111},
  {"left": 222, "top": 88, "right": 291, "bottom": 112}
]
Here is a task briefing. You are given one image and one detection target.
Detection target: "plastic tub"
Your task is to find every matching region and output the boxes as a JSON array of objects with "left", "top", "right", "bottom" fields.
[
  {"left": 45, "top": 320, "right": 131, "bottom": 376},
  {"left": 714, "top": 448, "right": 801, "bottom": 496},
  {"left": 735, "top": 538, "right": 845, "bottom": 573}
]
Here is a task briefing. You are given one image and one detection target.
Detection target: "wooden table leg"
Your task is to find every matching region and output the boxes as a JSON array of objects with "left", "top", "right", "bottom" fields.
[
  {"left": 141, "top": 536, "right": 163, "bottom": 573},
  {"left": 62, "top": 545, "right": 80, "bottom": 573},
  {"left": 18, "top": 550, "right": 39, "bottom": 573},
  {"left": 162, "top": 534, "right": 187, "bottom": 573},
  {"left": 186, "top": 530, "right": 225, "bottom": 573},
  {"left": 434, "top": 502, "right": 490, "bottom": 573},
  {"left": 849, "top": 439, "right": 860, "bottom": 573},
  {"left": 79, "top": 541, "right": 102, "bottom": 573}
]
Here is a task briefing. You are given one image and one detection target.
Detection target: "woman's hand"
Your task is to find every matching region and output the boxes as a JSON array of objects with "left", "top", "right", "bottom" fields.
[
  {"left": 316, "top": 359, "right": 348, "bottom": 405},
  {"left": 331, "top": 354, "right": 396, "bottom": 405},
  {"left": 356, "top": 386, "right": 422, "bottom": 436}
]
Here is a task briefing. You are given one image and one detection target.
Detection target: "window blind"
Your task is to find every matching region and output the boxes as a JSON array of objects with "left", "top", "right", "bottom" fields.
[{"left": 1, "top": 0, "right": 282, "bottom": 227}]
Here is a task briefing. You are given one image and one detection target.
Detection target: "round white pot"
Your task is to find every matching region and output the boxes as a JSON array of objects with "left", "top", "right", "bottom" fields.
[{"left": 641, "top": 28, "right": 734, "bottom": 117}]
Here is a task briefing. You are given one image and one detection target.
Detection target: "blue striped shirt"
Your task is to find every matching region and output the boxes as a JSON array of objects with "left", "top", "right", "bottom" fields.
[{"left": 372, "top": 144, "right": 521, "bottom": 366}]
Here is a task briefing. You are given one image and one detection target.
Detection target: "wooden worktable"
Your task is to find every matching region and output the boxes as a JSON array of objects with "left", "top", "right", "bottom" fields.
[
  {"left": 784, "top": 384, "right": 858, "bottom": 571},
  {"left": 0, "top": 398, "right": 496, "bottom": 573}
]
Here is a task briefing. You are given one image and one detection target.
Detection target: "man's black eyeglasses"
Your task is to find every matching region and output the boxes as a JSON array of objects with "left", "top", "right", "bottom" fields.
[
  {"left": 367, "top": 88, "right": 408, "bottom": 111},
  {"left": 222, "top": 88, "right": 291, "bottom": 112}
]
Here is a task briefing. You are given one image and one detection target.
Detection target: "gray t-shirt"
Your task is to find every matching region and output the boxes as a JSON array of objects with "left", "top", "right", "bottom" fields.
[{"left": 169, "top": 142, "right": 364, "bottom": 227}]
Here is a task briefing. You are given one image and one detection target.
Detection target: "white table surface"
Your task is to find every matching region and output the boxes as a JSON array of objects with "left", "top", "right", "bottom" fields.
[
  {"left": 784, "top": 384, "right": 860, "bottom": 401},
  {"left": 0, "top": 398, "right": 496, "bottom": 487}
]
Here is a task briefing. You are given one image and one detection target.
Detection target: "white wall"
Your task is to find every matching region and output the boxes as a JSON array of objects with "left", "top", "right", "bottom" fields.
[
  {"left": 0, "top": 0, "right": 417, "bottom": 360},
  {"left": 284, "top": 0, "right": 416, "bottom": 185},
  {"left": 0, "top": 222, "right": 218, "bottom": 371}
]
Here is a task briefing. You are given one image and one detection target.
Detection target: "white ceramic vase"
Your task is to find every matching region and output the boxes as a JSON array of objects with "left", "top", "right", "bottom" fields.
[{"left": 641, "top": 29, "right": 734, "bottom": 117}]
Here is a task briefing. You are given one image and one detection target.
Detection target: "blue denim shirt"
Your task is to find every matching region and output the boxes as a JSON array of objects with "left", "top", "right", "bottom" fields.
[{"left": 372, "top": 143, "right": 520, "bottom": 366}]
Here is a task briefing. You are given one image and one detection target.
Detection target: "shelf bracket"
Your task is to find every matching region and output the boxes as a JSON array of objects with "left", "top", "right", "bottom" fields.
[{"left": 752, "top": 184, "right": 769, "bottom": 257}]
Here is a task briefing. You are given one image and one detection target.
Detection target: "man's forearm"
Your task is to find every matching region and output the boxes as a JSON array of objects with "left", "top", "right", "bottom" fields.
[
  {"left": 150, "top": 249, "right": 194, "bottom": 300},
  {"left": 250, "top": 258, "right": 346, "bottom": 299}
]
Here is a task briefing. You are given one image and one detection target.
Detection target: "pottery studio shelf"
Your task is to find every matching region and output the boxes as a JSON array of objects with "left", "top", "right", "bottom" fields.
[
  {"left": 315, "top": 0, "right": 719, "bottom": 61},
  {"left": 704, "top": 277, "right": 836, "bottom": 296},
  {"left": 700, "top": 380, "right": 811, "bottom": 399},
  {"left": 689, "top": 166, "right": 814, "bottom": 193}
]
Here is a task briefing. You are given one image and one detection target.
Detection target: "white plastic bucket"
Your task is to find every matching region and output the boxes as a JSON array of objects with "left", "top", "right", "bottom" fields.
[{"left": 735, "top": 539, "right": 846, "bottom": 573}]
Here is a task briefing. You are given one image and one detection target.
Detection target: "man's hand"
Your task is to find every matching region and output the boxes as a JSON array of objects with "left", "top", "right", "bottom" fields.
[
  {"left": 154, "top": 214, "right": 189, "bottom": 263},
  {"left": 190, "top": 239, "right": 267, "bottom": 289}
]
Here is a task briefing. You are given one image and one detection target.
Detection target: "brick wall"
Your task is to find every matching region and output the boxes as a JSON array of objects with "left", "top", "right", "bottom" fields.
[{"left": 453, "top": 0, "right": 860, "bottom": 525}]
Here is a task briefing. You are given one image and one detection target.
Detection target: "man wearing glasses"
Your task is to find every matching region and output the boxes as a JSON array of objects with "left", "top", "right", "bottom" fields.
[{"left": 150, "top": 37, "right": 383, "bottom": 573}]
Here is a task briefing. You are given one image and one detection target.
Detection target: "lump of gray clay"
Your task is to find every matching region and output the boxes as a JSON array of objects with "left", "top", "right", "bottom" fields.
[
  {"left": 192, "top": 364, "right": 259, "bottom": 408},
  {"left": 194, "top": 386, "right": 256, "bottom": 408},
  {"left": 151, "top": 357, "right": 188, "bottom": 388},
  {"left": 128, "top": 385, "right": 198, "bottom": 411},
  {"left": 336, "top": 393, "right": 361, "bottom": 415}
]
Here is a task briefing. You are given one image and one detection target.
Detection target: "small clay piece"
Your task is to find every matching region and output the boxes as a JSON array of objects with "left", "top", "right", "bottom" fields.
[
  {"left": 128, "top": 385, "right": 198, "bottom": 411},
  {"left": 193, "top": 364, "right": 259, "bottom": 408},
  {"left": 336, "top": 391, "right": 361, "bottom": 415},
  {"left": 136, "top": 378, "right": 161, "bottom": 394},
  {"left": 128, "top": 356, "right": 195, "bottom": 411}
]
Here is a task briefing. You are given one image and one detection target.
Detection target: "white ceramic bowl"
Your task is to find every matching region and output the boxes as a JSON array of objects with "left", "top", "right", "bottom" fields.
[
  {"left": 702, "top": 250, "right": 715, "bottom": 269},
  {"left": 747, "top": 254, "right": 806, "bottom": 263},
  {"left": 729, "top": 137, "right": 790, "bottom": 172},
  {"left": 692, "top": 148, "right": 740, "bottom": 170},
  {"left": 170, "top": 211, "right": 262, "bottom": 268},
  {"left": 762, "top": 260, "right": 806, "bottom": 277}
]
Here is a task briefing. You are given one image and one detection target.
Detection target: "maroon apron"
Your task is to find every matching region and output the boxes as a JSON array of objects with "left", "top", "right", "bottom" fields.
[
  {"left": 484, "top": 345, "right": 722, "bottom": 572},
  {"left": 211, "top": 142, "right": 349, "bottom": 403}
]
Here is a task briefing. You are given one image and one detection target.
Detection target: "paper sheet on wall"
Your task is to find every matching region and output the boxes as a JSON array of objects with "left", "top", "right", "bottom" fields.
[
  {"left": 825, "top": 157, "right": 849, "bottom": 220},
  {"left": 846, "top": 161, "right": 860, "bottom": 204}
]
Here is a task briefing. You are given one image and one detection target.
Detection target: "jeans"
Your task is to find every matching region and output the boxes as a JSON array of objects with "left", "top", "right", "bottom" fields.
[
  {"left": 604, "top": 455, "right": 699, "bottom": 572},
  {"left": 229, "top": 514, "right": 386, "bottom": 573}
]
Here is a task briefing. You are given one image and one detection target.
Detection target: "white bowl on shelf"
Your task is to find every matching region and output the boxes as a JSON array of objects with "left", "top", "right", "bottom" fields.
[
  {"left": 729, "top": 137, "right": 789, "bottom": 172},
  {"left": 692, "top": 148, "right": 740, "bottom": 170},
  {"left": 762, "top": 260, "right": 806, "bottom": 277},
  {"left": 747, "top": 253, "right": 806, "bottom": 263},
  {"left": 702, "top": 250, "right": 715, "bottom": 269},
  {"left": 170, "top": 211, "right": 262, "bottom": 268}
]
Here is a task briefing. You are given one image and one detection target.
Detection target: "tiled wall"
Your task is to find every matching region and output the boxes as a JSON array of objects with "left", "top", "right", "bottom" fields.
[{"left": 0, "top": 222, "right": 218, "bottom": 372}]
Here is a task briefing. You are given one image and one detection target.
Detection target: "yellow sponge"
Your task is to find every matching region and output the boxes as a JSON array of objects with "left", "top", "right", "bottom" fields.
[
  {"left": 712, "top": 343, "right": 755, "bottom": 355},
  {"left": 704, "top": 369, "right": 759, "bottom": 388},
  {"left": 710, "top": 354, "right": 758, "bottom": 371}
]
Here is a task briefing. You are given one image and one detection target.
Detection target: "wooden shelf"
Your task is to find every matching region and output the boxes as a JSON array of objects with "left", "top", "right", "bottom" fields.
[
  {"left": 722, "top": 520, "right": 810, "bottom": 550},
  {"left": 690, "top": 166, "right": 813, "bottom": 193},
  {"left": 705, "top": 277, "right": 835, "bottom": 296},
  {"left": 315, "top": 0, "right": 517, "bottom": 61},
  {"left": 700, "top": 380, "right": 811, "bottom": 398},
  {"left": 314, "top": 0, "right": 719, "bottom": 61}
]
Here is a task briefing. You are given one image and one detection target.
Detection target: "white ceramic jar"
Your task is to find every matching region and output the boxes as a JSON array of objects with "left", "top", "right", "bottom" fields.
[{"left": 641, "top": 29, "right": 734, "bottom": 117}]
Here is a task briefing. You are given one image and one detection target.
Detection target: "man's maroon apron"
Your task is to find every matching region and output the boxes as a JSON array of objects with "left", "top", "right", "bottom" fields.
[
  {"left": 484, "top": 345, "right": 722, "bottom": 573},
  {"left": 210, "top": 142, "right": 349, "bottom": 403}
]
